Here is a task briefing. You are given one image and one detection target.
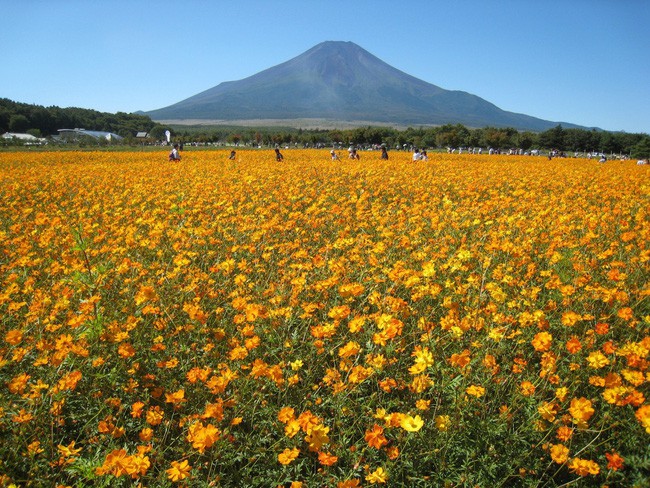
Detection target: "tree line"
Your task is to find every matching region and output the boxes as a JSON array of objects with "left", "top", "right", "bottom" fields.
[
  {"left": 2, "top": 98, "right": 649, "bottom": 158},
  {"left": 171, "top": 124, "right": 650, "bottom": 158},
  {"left": 0, "top": 98, "right": 156, "bottom": 140}
]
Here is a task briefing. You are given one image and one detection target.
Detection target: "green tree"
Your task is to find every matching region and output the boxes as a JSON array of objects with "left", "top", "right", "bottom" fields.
[
  {"left": 538, "top": 124, "right": 566, "bottom": 150},
  {"left": 0, "top": 108, "right": 12, "bottom": 132},
  {"left": 9, "top": 114, "right": 30, "bottom": 133},
  {"left": 630, "top": 137, "right": 650, "bottom": 159},
  {"left": 516, "top": 131, "right": 536, "bottom": 151},
  {"left": 148, "top": 126, "right": 168, "bottom": 141}
]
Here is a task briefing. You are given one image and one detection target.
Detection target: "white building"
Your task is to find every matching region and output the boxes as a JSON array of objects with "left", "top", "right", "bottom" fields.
[
  {"left": 57, "top": 128, "right": 123, "bottom": 141},
  {"left": 2, "top": 132, "right": 47, "bottom": 144}
]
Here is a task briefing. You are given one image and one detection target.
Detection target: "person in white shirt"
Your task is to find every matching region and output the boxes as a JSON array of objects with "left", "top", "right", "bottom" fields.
[{"left": 169, "top": 144, "right": 181, "bottom": 161}]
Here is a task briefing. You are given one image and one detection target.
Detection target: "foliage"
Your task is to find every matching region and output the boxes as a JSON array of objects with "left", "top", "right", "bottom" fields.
[
  {"left": 1, "top": 97, "right": 649, "bottom": 156},
  {"left": 169, "top": 124, "right": 650, "bottom": 156},
  {"left": 0, "top": 98, "right": 157, "bottom": 138},
  {"left": 631, "top": 138, "right": 650, "bottom": 160},
  {"left": 1, "top": 150, "right": 648, "bottom": 486}
]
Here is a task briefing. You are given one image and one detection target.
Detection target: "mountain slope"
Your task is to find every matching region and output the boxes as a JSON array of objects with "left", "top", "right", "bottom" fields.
[{"left": 145, "top": 41, "right": 584, "bottom": 131}]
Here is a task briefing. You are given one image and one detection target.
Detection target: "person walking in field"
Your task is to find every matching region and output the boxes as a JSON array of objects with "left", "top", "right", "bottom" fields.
[
  {"left": 380, "top": 146, "right": 389, "bottom": 160},
  {"left": 275, "top": 148, "right": 284, "bottom": 162},
  {"left": 169, "top": 143, "right": 181, "bottom": 162},
  {"left": 331, "top": 150, "right": 340, "bottom": 161}
]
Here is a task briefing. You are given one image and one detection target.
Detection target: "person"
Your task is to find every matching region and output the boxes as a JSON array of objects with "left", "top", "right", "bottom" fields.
[
  {"left": 330, "top": 150, "right": 340, "bottom": 161},
  {"left": 599, "top": 154, "right": 607, "bottom": 163},
  {"left": 421, "top": 150, "right": 428, "bottom": 161},
  {"left": 169, "top": 143, "right": 181, "bottom": 162},
  {"left": 636, "top": 158, "right": 648, "bottom": 165},
  {"left": 412, "top": 148, "right": 422, "bottom": 162},
  {"left": 380, "top": 146, "right": 389, "bottom": 160},
  {"left": 275, "top": 148, "right": 284, "bottom": 162},
  {"left": 229, "top": 150, "right": 236, "bottom": 160}
]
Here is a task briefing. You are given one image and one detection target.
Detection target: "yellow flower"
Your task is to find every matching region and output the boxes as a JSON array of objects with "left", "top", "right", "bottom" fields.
[
  {"left": 415, "top": 399, "right": 431, "bottom": 410},
  {"left": 305, "top": 424, "right": 330, "bottom": 451},
  {"left": 435, "top": 415, "right": 451, "bottom": 431},
  {"left": 466, "top": 385, "right": 485, "bottom": 397},
  {"left": 290, "top": 359, "right": 303, "bottom": 370},
  {"left": 365, "top": 467, "right": 388, "bottom": 484},
  {"left": 399, "top": 414, "right": 424, "bottom": 432},
  {"left": 586, "top": 351, "right": 610, "bottom": 369}
]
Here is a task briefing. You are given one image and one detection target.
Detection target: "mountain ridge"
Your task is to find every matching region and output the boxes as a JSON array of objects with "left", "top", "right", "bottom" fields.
[{"left": 145, "top": 41, "right": 591, "bottom": 131}]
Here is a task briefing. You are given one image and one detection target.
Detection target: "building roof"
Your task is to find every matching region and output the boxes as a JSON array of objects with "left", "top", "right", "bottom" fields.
[
  {"left": 58, "top": 128, "right": 123, "bottom": 140},
  {"left": 2, "top": 132, "right": 42, "bottom": 141}
]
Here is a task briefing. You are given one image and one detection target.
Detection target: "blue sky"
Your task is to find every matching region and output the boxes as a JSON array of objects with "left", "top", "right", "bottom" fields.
[{"left": 3, "top": 0, "right": 649, "bottom": 133}]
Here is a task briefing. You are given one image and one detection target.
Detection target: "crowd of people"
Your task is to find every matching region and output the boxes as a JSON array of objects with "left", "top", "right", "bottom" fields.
[{"left": 168, "top": 143, "right": 644, "bottom": 164}]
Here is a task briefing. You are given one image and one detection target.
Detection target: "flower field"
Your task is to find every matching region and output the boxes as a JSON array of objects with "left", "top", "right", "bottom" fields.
[{"left": 0, "top": 149, "right": 648, "bottom": 487}]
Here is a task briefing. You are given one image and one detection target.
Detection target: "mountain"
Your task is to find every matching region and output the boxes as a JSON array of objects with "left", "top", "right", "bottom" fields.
[{"left": 145, "top": 41, "right": 586, "bottom": 131}]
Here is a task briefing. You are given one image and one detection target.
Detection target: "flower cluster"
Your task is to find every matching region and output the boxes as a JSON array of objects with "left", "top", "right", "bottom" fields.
[{"left": 0, "top": 150, "right": 647, "bottom": 486}]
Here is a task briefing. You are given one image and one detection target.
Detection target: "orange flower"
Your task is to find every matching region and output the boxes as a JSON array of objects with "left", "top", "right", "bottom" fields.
[
  {"left": 538, "top": 402, "right": 559, "bottom": 422},
  {"left": 318, "top": 451, "right": 338, "bottom": 466},
  {"left": 594, "top": 322, "right": 609, "bottom": 335},
  {"left": 135, "top": 285, "right": 158, "bottom": 306},
  {"left": 131, "top": 401, "right": 145, "bottom": 418},
  {"left": 4, "top": 329, "right": 22, "bottom": 345},
  {"left": 145, "top": 406, "right": 164, "bottom": 426},
  {"left": 466, "top": 385, "right": 485, "bottom": 397},
  {"left": 568, "top": 397, "right": 595, "bottom": 427},
  {"left": 328, "top": 304, "right": 351, "bottom": 321},
  {"left": 278, "top": 447, "right": 300, "bottom": 465},
  {"left": 187, "top": 422, "right": 220, "bottom": 453},
  {"left": 338, "top": 341, "right": 361, "bottom": 358},
  {"left": 520, "top": 381, "right": 536, "bottom": 396},
  {"left": 117, "top": 342, "right": 136, "bottom": 358},
  {"left": 166, "top": 459, "right": 191, "bottom": 482},
  {"left": 605, "top": 451, "right": 624, "bottom": 470},
  {"left": 616, "top": 307, "right": 634, "bottom": 321},
  {"left": 635, "top": 404, "right": 650, "bottom": 433},
  {"left": 565, "top": 337, "right": 582, "bottom": 354},
  {"left": 531, "top": 331, "right": 552, "bottom": 352},
  {"left": 556, "top": 426, "right": 573, "bottom": 442},
  {"left": 365, "top": 424, "right": 388, "bottom": 449},
  {"left": 165, "top": 389, "right": 186, "bottom": 406},
  {"left": 550, "top": 444, "right": 569, "bottom": 464},
  {"left": 337, "top": 480, "right": 361, "bottom": 488},
  {"left": 568, "top": 457, "right": 600, "bottom": 476},
  {"left": 139, "top": 428, "right": 154, "bottom": 442},
  {"left": 278, "top": 406, "right": 295, "bottom": 423}
]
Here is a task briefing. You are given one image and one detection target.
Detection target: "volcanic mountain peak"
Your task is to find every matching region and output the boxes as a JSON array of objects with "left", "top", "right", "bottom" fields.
[{"left": 145, "top": 41, "right": 586, "bottom": 131}]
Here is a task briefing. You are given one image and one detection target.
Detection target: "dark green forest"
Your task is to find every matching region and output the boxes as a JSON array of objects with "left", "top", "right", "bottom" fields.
[
  {"left": 0, "top": 98, "right": 156, "bottom": 141},
  {"left": 2, "top": 98, "right": 649, "bottom": 158}
]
